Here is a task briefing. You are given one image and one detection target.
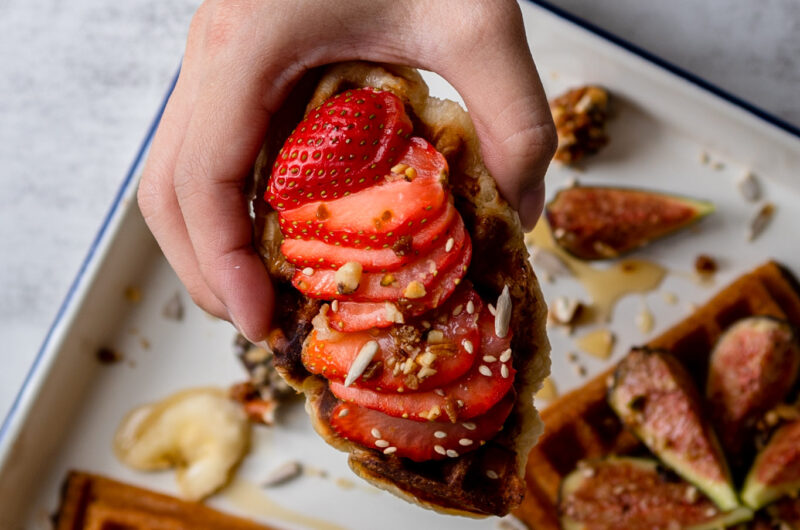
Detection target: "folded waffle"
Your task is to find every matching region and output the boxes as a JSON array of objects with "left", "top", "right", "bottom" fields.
[
  {"left": 515, "top": 261, "right": 800, "bottom": 529},
  {"left": 251, "top": 62, "right": 550, "bottom": 516},
  {"left": 54, "top": 471, "right": 272, "bottom": 529}
]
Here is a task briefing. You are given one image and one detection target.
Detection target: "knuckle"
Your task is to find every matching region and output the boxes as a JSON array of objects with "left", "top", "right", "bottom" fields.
[{"left": 197, "top": 0, "right": 258, "bottom": 53}]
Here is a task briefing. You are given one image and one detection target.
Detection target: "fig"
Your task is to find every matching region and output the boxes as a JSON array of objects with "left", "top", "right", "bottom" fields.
[
  {"left": 608, "top": 348, "right": 739, "bottom": 511},
  {"left": 545, "top": 186, "right": 714, "bottom": 260},
  {"left": 707, "top": 317, "right": 800, "bottom": 463},
  {"left": 766, "top": 495, "right": 800, "bottom": 528},
  {"left": 559, "top": 457, "right": 753, "bottom": 530},
  {"left": 741, "top": 416, "right": 800, "bottom": 510}
]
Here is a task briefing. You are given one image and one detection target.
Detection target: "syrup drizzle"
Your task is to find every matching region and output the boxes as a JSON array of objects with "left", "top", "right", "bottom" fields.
[{"left": 527, "top": 219, "right": 667, "bottom": 322}]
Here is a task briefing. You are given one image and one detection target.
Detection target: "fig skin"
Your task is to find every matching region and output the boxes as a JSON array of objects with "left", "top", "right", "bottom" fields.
[
  {"left": 741, "top": 415, "right": 800, "bottom": 510},
  {"left": 706, "top": 316, "right": 800, "bottom": 464},
  {"left": 558, "top": 457, "right": 753, "bottom": 530},
  {"left": 608, "top": 348, "right": 739, "bottom": 511},
  {"left": 545, "top": 186, "right": 714, "bottom": 260}
]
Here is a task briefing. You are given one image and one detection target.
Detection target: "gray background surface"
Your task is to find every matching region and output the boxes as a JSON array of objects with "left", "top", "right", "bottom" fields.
[{"left": 2, "top": 0, "right": 799, "bottom": 421}]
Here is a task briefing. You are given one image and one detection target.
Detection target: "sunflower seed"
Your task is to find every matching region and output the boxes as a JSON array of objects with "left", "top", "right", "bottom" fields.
[
  {"left": 494, "top": 285, "right": 511, "bottom": 338},
  {"left": 261, "top": 460, "right": 303, "bottom": 488},
  {"left": 737, "top": 171, "right": 761, "bottom": 202},
  {"left": 344, "top": 341, "right": 379, "bottom": 386}
]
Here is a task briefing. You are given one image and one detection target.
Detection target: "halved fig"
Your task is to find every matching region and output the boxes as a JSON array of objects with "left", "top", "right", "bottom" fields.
[
  {"left": 707, "top": 316, "right": 800, "bottom": 462},
  {"left": 559, "top": 457, "right": 753, "bottom": 530},
  {"left": 741, "top": 415, "right": 800, "bottom": 510},
  {"left": 608, "top": 348, "right": 739, "bottom": 511},
  {"left": 545, "top": 186, "right": 714, "bottom": 260}
]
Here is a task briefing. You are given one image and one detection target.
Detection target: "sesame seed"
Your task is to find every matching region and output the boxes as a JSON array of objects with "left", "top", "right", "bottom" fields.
[
  {"left": 375, "top": 439, "right": 390, "bottom": 448},
  {"left": 338, "top": 408, "right": 349, "bottom": 418},
  {"left": 479, "top": 365, "right": 492, "bottom": 377},
  {"left": 459, "top": 438, "right": 473, "bottom": 446},
  {"left": 434, "top": 445, "right": 446, "bottom": 455},
  {"left": 331, "top": 300, "right": 339, "bottom": 312},
  {"left": 501, "top": 365, "right": 509, "bottom": 378},
  {"left": 383, "top": 446, "right": 397, "bottom": 455},
  {"left": 434, "top": 431, "right": 447, "bottom": 439},
  {"left": 452, "top": 304, "right": 463, "bottom": 316},
  {"left": 500, "top": 348, "right": 512, "bottom": 362},
  {"left": 483, "top": 355, "right": 497, "bottom": 363},
  {"left": 345, "top": 341, "right": 379, "bottom": 387},
  {"left": 445, "top": 237, "right": 455, "bottom": 252},
  {"left": 462, "top": 339, "right": 474, "bottom": 354},
  {"left": 446, "top": 449, "right": 459, "bottom": 458},
  {"left": 434, "top": 388, "right": 445, "bottom": 396},
  {"left": 302, "top": 267, "right": 314, "bottom": 276},
  {"left": 466, "top": 301, "right": 475, "bottom": 314},
  {"left": 371, "top": 428, "right": 382, "bottom": 439},
  {"left": 462, "top": 422, "right": 477, "bottom": 431},
  {"left": 486, "top": 470, "right": 499, "bottom": 479},
  {"left": 457, "top": 399, "right": 465, "bottom": 407}
]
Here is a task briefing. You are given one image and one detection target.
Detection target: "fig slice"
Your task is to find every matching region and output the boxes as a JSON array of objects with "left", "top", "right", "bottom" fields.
[
  {"left": 559, "top": 457, "right": 753, "bottom": 530},
  {"left": 545, "top": 186, "right": 714, "bottom": 260},
  {"left": 707, "top": 316, "right": 800, "bottom": 463},
  {"left": 608, "top": 348, "right": 739, "bottom": 511},
  {"left": 741, "top": 415, "right": 800, "bottom": 510}
]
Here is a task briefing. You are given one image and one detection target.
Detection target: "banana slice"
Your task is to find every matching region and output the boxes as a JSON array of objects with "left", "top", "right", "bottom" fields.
[{"left": 113, "top": 387, "right": 250, "bottom": 501}]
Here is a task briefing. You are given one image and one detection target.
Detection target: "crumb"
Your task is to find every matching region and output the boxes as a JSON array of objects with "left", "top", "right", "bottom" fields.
[
  {"left": 694, "top": 254, "right": 718, "bottom": 275},
  {"left": 124, "top": 286, "right": 141, "bottom": 303},
  {"left": 139, "top": 337, "right": 151, "bottom": 350},
  {"left": 96, "top": 347, "right": 122, "bottom": 364},
  {"left": 162, "top": 292, "right": 185, "bottom": 321}
]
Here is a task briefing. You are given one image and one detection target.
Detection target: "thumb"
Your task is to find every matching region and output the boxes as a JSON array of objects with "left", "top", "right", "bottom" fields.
[{"left": 434, "top": 2, "right": 556, "bottom": 229}]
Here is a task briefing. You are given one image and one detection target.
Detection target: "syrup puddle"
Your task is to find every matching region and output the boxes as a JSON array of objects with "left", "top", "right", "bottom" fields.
[
  {"left": 575, "top": 328, "right": 615, "bottom": 360},
  {"left": 527, "top": 220, "right": 667, "bottom": 322},
  {"left": 222, "top": 479, "right": 346, "bottom": 530}
]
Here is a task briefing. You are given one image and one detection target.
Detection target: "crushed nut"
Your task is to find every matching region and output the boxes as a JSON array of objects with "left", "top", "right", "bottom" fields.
[
  {"left": 335, "top": 262, "right": 362, "bottom": 294},
  {"left": 404, "top": 280, "right": 427, "bottom": 299}
]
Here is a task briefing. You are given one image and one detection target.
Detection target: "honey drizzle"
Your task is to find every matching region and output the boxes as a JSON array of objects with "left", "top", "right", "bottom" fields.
[
  {"left": 221, "top": 479, "right": 346, "bottom": 530},
  {"left": 527, "top": 220, "right": 667, "bottom": 322}
]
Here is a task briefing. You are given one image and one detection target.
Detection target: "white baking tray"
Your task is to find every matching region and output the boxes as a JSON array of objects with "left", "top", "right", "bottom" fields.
[{"left": 2, "top": 2, "right": 800, "bottom": 529}]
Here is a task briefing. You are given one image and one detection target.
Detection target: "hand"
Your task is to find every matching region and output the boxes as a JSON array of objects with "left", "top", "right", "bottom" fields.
[{"left": 137, "top": 0, "right": 556, "bottom": 343}]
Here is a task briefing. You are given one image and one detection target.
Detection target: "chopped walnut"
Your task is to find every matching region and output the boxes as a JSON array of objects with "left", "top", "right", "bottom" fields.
[{"left": 550, "top": 85, "right": 610, "bottom": 164}]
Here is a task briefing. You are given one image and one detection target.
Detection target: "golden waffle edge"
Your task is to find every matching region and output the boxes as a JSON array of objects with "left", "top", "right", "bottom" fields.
[
  {"left": 54, "top": 471, "right": 274, "bottom": 530},
  {"left": 515, "top": 261, "right": 800, "bottom": 529}
]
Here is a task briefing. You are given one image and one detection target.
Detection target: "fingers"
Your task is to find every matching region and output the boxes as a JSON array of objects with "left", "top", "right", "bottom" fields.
[
  {"left": 138, "top": 6, "right": 229, "bottom": 320},
  {"left": 171, "top": 58, "right": 275, "bottom": 342},
  {"left": 428, "top": 1, "right": 557, "bottom": 229}
]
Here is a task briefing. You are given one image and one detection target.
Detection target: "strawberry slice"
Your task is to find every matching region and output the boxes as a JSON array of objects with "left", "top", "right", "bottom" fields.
[
  {"left": 304, "top": 286, "right": 483, "bottom": 391},
  {"left": 329, "top": 309, "right": 515, "bottom": 422},
  {"left": 330, "top": 391, "right": 515, "bottom": 462},
  {"left": 277, "top": 137, "right": 448, "bottom": 249},
  {"left": 292, "top": 217, "right": 470, "bottom": 302},
  {"left": 267, "top": 88, "right": 413, "bottom": 210},
  {"left": 281, "top": 201, "right": 457, "bottom": 271}
]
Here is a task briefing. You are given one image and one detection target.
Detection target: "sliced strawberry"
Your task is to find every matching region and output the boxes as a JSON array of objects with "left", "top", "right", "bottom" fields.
[
  {"left": 329, "top": 309, "right": 515, "bottom": 422},
  {"left": 281, "top": 201, "right": 457, "bottom": 271},
  {"left": 292, "top": 217, "right": 470, "bottom": 302},
  {"left": 304, "top": 286, "right": 482, "bottom": 391},
  {"left": 330, "top": 391, "right": 514, "bottom": 462},
  {"left": 267, "top": 88, "right": 413, "bottom": 210},
  {"left": 277, "top": 138, "right": 448, "bottom": 248}
]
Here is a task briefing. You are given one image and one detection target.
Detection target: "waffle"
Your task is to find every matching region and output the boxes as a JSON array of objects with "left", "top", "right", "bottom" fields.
[
  {"left": 54, "top": 471, "right": 272, "bottom": 530},
  {"left": 250, "top": 62, "right": 550, "bottom": 516},
  {"left": 515, "top": 261, "right": 800, "bottom": 529}
]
